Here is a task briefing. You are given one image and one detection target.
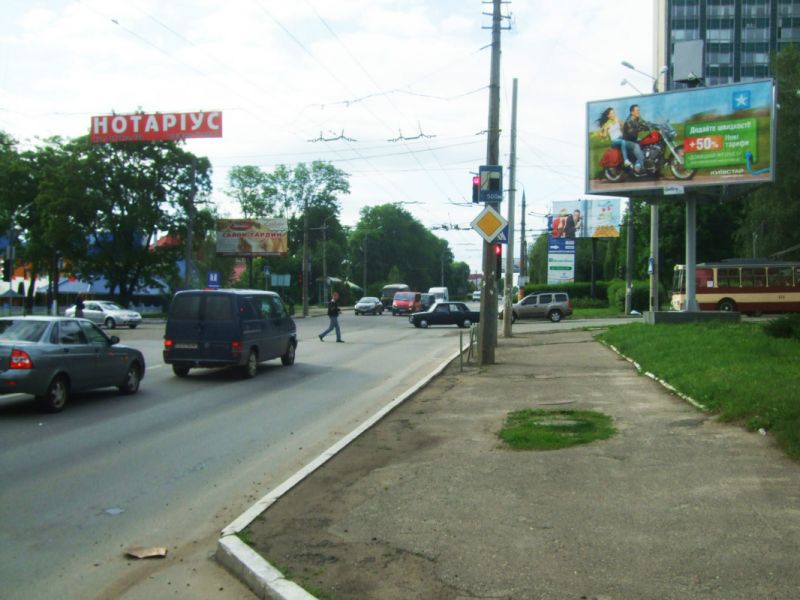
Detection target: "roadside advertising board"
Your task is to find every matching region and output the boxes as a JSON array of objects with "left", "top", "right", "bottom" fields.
[
  {"left": 90, "top": 111, "right": 223, "bottom": 143},
  {"left": 586, "top": 79, "right": 775, "bottom": 195},
  {"left": 551, "top": 199, "right": 622, "bottom": 239},
  {"left": 547, "top": 237, "right": 575, "bottom": 285},
  {"left": 216, "top": 218, "right": 288, "bottom": 257}
]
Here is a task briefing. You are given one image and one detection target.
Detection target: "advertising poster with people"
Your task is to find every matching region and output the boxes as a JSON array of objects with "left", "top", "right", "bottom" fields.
[
  {"left": 216, "top": 218, "right": 288, "bottom": 256},
  {"left": 586, "top": 79, "right": 775, "bottom": 195},
  {"left": 551, "top": 199, "right": 622, "bottom": 239}
]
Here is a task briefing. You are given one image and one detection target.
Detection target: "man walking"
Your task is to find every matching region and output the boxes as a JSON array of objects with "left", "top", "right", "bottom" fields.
[{"left": 319, "top": 290, "right": 344, "bottom": 343}]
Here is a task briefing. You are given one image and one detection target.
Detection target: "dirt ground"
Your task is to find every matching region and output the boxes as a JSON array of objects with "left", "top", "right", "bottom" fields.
[{"left": 246, "top": 363, "right": 464, "bottom": 599}]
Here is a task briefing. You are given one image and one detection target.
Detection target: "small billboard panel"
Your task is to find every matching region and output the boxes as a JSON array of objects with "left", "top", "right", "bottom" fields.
[
  {"left": 547, "top": 238, "right": 575, "bottom": 284},
  {"left": 216, "top": 218, "right": 288, "bottom": 257},
  {"left": 586, "top": 79, "right": 775, "bottom": 195},
  {"left": 90, "top": 111, "right": 222, "bottom": 143},
  {"left": 550, "top": 199, "right": 621, "bottom": 239}
]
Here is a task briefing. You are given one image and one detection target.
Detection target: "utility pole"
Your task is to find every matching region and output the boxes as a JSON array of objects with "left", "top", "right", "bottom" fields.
[
  {"left": 477, "top": 0, "right": 503, "bottom": 365},
  {"left": 519, "top": 190, "right": 527, "bottom": 287},
  {"left": 302, "top": 198, "right": 309, "bottom": 316},
  {"left": 502, "top": 78, "right": 518, "bottom": 338},
  {"left": 184, "top": 157, "right": 196, "bottom": 289},
  {"left": 625, "top": 200, "right": 634, "bottom": 314}
]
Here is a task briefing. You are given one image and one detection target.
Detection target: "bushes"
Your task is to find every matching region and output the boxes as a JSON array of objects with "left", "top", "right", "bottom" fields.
[
  {"left": 763, "top": 314, "right": 800, "bottom": 341},
  {"left": 522, "top": 281, "right": 610, "bottom": 302},
  {"left": 523, "top": 279, "right": 663, "bottom": 312},
  {"left": 606, "top": 280, "right": 662, "bottom": 313}
]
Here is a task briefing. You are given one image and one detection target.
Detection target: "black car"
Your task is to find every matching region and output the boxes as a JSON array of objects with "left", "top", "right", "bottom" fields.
[
  {"left": 0, "top": 316, "right": 145, "bottom": 412},
  {"left": 409, "top": 302, "right": 480, "bottom": 329}
]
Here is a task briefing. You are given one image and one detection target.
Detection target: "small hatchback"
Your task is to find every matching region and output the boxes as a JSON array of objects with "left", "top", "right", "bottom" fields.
[
  {"left": 163, "top": 289, "right": 297, "bottom": 378},
  {"left": 501, "top": 292, "right": 572, "bottom": 323}
]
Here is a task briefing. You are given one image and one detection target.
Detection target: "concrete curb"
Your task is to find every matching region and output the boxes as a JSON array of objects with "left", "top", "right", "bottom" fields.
[
  {"left": 600, "top": 339, "right": 709, "bottom": 412},
  {"left": 216, "top": 348, "right": 463, "bottom": 599}
]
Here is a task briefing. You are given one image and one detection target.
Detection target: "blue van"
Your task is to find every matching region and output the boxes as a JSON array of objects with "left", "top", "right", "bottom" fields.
[{"left": 163, "top": 289, "right": 297, "bottom": 378}]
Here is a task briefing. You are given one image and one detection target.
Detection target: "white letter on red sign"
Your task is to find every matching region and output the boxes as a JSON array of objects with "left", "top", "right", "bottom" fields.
[
  {"left": 111, "top": 116, "right": 127, "bottom": 134},
  {"left": 162, "top": 114, "right": 177, "bottom": 131},
  {"left": 145, "top": 115, "right": 159, "bottom": 132},
  {"left": 189, "top": 113, "right": 203, "bottom": 131},
  {"left": 129, "top": 114, "right": 143, "bottom": 133},
  {"left": 92, "top": 116, "right": 108, "bottom": 134},
  {"left": 208, "top": 112, "right": 221, "bottom": 130}
]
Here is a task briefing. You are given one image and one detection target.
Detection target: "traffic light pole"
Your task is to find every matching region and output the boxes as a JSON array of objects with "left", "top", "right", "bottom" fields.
[{"left": 477, "top": 0, "right": 502, "bottom": 366}]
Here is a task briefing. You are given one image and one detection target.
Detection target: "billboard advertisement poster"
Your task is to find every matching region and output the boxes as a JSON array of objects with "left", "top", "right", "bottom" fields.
[
  {"left": 216, "top": 218, "right": 288, "bottom": 257},
  {"left": 90, "top": 111, "right": 222, "bottom": 143},
  {"left": 550, "top": 199, "right": 621, "bottom": 238},
  {"left": 547, "top": 250, "right": 575, "bottom": 284},
  {"left": 586, "top": 79, "right": 775, "bottom": 195}
]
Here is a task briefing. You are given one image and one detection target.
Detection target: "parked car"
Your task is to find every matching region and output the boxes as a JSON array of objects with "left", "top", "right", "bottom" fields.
[
  {"left": 65, "top": 300, "right": 142, "bottom": 329},
  {"left": 472, "top": 290, "right": 481, "bottom": 302},
  {"left": 0, "top": 316, "right": 145, "bottom": 412},
  {"left": 354, "top": 296, "right": 384, "bottom": 315},
  {"left": 409, "top": 302, "right": 480, "bottom": 328},
  {"left": 163, "top": 289, "right": 297, "bottom": 378},
  {"left": 500, "top": 292, "right": 572, "bottom": 323},
  {"left": 392, "top": 291, "right": 421, "bottom": 315}
]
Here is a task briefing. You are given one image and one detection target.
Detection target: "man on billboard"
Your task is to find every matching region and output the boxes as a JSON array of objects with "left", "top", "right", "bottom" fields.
[{"left": 622, "top": 104, "right": 649, "bottom": 174}]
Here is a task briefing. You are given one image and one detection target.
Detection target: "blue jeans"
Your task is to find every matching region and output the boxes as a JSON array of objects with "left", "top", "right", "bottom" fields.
[{"left": 320, "top": 315, "right": 341, "bottom": 341}]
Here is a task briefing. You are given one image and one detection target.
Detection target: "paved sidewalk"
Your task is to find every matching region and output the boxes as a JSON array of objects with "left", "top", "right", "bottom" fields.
[{"left": 234, "top": 328, "right": 800, "bottom": 599}]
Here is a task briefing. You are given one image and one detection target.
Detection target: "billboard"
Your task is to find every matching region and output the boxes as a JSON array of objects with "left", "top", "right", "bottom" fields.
[
  {"left": 547, "top": 238, "right": 575, "bottom": 284},
  {"left": 586, "top": 79, "right": 775, "bottom": 195},
  {"left": 550, "top": 199, "right": 622, "bottom": 239},
  {"left": 216, "top": 219, "right": 288, "bottom": 257},
  {"left": 90, "top": 111, "right": 222, "bottom": 143}
]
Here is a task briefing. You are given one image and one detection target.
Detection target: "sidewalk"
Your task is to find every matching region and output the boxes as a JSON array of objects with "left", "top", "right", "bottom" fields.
[{"left": 223, "top": 328, "right": 800, "bottom": 599}]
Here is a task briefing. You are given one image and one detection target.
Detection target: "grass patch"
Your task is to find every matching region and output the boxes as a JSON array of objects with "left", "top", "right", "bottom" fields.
[
  {"left": 572, "top": 306, "right": 622, "bottom": 318},
  {"left": 598, "top": 322, "right": 800, "bottom": 459},
  {"left": 497, "top": 409, "right": 616, "bottom": 450}
]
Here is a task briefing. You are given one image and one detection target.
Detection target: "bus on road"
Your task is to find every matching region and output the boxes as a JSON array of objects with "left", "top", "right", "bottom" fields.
[{"left": 671, "top": 260, "right": 800, "bottom": 314}]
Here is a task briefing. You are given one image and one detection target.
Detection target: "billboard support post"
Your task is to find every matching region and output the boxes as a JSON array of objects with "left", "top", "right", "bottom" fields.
[
  {"left": 685, "top": 195, "right": 698, "bottom": 311},
  {"left": 625, "top": 200, "right": 634, "bottom": 314},
  {"left": 649, "top": 197, "right": 659, "bottom": 311}
]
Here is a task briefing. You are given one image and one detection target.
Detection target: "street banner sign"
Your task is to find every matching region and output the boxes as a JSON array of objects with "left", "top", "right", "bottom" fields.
[
  {"left": 471, "top": 205, "right": 508, "bottom": 243},
  {"left": 90, "top": 111, "right": 223, "bottom": 143}
]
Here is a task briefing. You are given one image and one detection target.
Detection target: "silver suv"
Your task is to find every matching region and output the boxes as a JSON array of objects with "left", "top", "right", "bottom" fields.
[{"left": 501, "top": 292, "right": 572, "bottom": 323}]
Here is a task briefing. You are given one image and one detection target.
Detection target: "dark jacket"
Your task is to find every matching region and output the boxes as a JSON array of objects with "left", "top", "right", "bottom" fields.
[
  {"left": 327, "top": 299, "right": 341, "bottom": 317},
  {"left": 623, "top": 115, "right": 649, "bottom": 142}
]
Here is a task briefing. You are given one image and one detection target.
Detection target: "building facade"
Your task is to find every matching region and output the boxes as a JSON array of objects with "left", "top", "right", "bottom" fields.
[{"left": 659, "top": 0, "right": 800, "bottom": 87}]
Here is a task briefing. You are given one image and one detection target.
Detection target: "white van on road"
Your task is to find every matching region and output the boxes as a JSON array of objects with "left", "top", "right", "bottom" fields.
[{"left": 428, "top": 287, "right": 449, "bottom": 303}]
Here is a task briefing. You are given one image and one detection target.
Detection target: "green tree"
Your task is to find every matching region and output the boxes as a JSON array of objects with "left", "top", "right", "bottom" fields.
[
  {"left": 735, "top": 45, "right": 800, "bottom": 259},
  {"left": 226, "top": 165, "right": 276, "bottom": 217}
]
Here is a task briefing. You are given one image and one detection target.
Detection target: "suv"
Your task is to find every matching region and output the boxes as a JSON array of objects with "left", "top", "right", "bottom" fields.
[{"left": 501, "top": 292, "right": 572, "bottom": 323}]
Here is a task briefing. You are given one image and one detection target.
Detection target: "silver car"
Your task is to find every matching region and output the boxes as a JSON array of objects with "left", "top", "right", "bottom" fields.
[
  {"left": 0, "top": 316, "right": 145, "bottom": 412},
  {"left": 500, "top": 292, "right": 572, "bottom": 323},
  {"left": 354, "top": 296, "right": 384, "bottom": 315},
  {"left": 65, "top": 300, "right": 142, "bottom": 329}
]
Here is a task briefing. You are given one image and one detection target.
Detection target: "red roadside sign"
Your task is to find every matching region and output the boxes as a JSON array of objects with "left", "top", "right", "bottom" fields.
[{"left": 90, "top": 111, "right": 222, "bottom": 143}]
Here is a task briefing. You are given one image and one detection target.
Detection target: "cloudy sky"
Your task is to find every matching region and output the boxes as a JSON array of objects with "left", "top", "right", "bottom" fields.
[{"left": 0, "top": 0, "right": 654, "bottom": 273}]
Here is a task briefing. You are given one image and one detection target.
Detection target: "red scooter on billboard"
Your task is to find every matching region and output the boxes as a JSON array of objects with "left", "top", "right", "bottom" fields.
[{"left": 600, "top": 121, "right": 696, "bottom": 183}]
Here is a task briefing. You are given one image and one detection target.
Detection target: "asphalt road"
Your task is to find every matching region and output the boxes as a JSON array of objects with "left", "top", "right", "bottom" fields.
[{"left": 0, "top": 311, "right": 466, "bottom": 600}]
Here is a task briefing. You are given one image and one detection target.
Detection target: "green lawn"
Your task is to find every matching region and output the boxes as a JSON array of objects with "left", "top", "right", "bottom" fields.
[{"left": 598, "top": 322, "right": 800, "bottom": 459}]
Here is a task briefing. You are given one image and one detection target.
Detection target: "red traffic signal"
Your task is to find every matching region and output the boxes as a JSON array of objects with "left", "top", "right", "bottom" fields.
[
  {"left": 494, "top": 243, "right": 502, "bottom": 256},
  {"left": 472, "top": 175, "right": 480, "bottom": 203}
]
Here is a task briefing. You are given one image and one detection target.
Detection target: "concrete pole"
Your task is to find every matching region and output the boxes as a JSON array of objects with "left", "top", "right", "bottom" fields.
[
  {"left": 624, "top": 199, "right": 634, "bottom": 314},
  {"left": 649, "top": 200, "right": 660, "bottom": 311},
  {"left": 685, "top": 195, "right": 697, "bottom": 311},
  {"left": 503, "top": 79, "right": 518, "bottom": 338},
  {"left": 477, "top": 0, "right": 502, "bottom": 365},
  {"left": 302, "top": 199, "right": 309, "bottom": 316}
]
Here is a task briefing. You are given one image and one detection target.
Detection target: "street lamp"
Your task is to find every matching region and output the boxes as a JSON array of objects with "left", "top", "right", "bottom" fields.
[
  {"left": 621, "top": 61, "right": 668, "bottom": 93},
  {"left": 311, "top": 215, "right": 332, "bottom": 304}
]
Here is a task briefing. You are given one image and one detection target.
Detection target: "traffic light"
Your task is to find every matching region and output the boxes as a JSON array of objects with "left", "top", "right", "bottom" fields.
[
  {"left": 2, "top": 259, "right": 11, "bottom": 282},
  {"left": 494, "top": 243, "right": 502, "bottom": 276},
  {"left": 298, "top": 271, "right": 303, "bottom": 285},
  {"left": 472, "top": 175, "right": 480, "bottom": 203}
]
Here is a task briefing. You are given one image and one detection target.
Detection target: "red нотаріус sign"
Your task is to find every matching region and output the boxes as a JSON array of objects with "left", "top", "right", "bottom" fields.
[{"left": 90, "top": 111, "right": 222, "bottom": 143}]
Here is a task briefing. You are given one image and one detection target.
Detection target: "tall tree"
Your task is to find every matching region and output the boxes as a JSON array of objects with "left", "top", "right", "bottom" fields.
[
  {"left": 735, "top": 45, "right": 800, "bottom": 259},
  {"left": 226, "top": 165, "right": 276, "bottom": 217}
]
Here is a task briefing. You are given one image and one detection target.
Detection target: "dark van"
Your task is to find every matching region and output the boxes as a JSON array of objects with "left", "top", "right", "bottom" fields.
[{"left": 163, "top": 289, "right": 297, "bottom": 378}]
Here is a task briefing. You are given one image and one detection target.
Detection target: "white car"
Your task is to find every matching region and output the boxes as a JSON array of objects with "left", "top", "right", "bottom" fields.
[
  {"left": 472, "top": 290, "right": 481, "bottom": 302},
  {"left": 65, "top": 300, "right": 142, "bottom": 329}
]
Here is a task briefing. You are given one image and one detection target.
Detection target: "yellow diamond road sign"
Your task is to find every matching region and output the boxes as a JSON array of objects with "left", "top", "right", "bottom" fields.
[{"left": 471, "top": 205, "right": 507, "bottom": 243}]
